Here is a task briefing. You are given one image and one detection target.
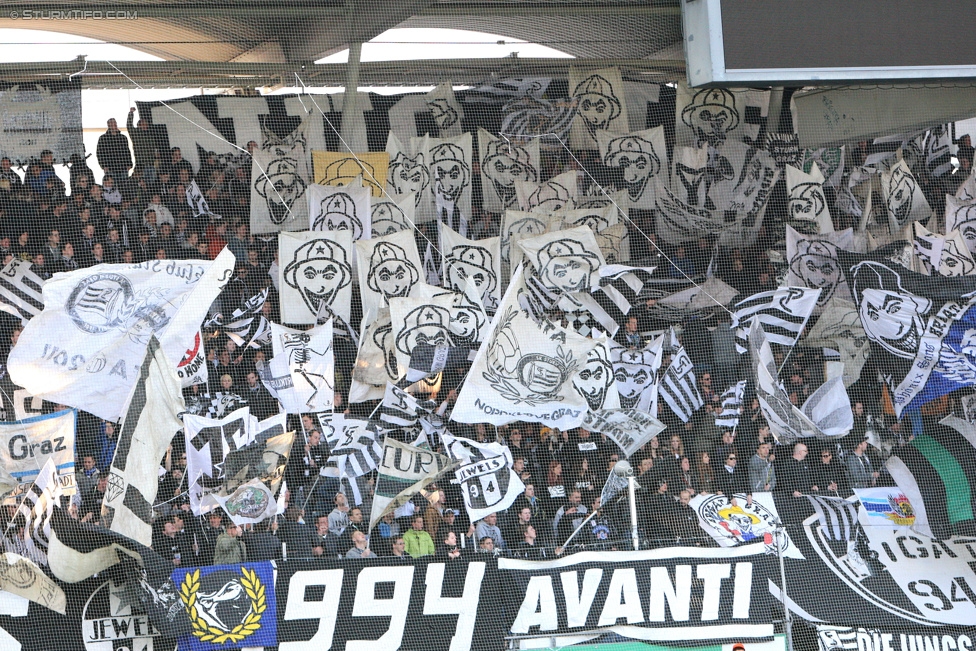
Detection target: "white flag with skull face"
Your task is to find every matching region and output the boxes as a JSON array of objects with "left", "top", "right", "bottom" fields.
[
  {"left": 356, "top": 229, "right": 425, "bottom": 324},
  {"left": 569, "top": 66, "right": 629, "bottom": 150},
  {"left": 250, "top": 116, "right": 312, "bottom": 234},
  {"left": 610, "top": 336, "right": 664, "bottom": 414},
  {"left": 443, "top": 432, "right": 525, "bottom": 522},
  {"left": 478, "top": 128, "right": 540, "bottom": 213},
  {"left": 425, "top": 81, "right": 464, "bottom": 138},
  {"left": 786, "top": 226, "right": 854, "bottom": 307},
  {"left": 515, "top": 170, "right": 578, "bottom": 213},
  {"left": 453, "top": 295, "right": 598, "bottom": 429},
  {"left": 882, "top": 159, "right": 932, "bottom": 234},
  {"left": 278, "top": 229, "right": 354, "bottom": 326},
  {"left": 440, "top": 223, "right": 501, "bottom": 313},
  {"left": 264, "top": 321, "right": 335, "bottom": 413},
  {"left": 787, "top": 163, "right": 833, "bottom": 233},
  {"left": 428, "top": 132, "right": 473, "bottom": 227},
  {"left": 597, "top": 126, "right": 667, "bottom": 211},
  {"left": 518, "top": 226, "right": 606, "bottom": 298},
  {"left": 308, "top": 182, "right": 371, "bottom": 242}
]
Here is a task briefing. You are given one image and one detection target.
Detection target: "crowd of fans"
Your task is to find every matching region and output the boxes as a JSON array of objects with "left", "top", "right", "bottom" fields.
[{"left": 0, "top": 107, "right": 953, "bottom": 569}]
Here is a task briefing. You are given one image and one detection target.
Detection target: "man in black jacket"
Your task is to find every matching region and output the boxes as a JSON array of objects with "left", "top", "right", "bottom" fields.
[
  {"left": 96, "top": 118, "right": 133, "bottom": 180},
  {"left": 715, "top": 451, "right": 750, "bottom": 498},
  {"left": 778, "top": 442, "right": 818, "bottom": 497}
]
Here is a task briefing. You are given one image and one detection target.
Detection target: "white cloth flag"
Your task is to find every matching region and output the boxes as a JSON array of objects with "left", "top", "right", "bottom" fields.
[
  {"left": 184, "top": 406, "right": 254, "bottom": 516},
  {"left": 911, "top": 221, "right": 975, "bottom": 276},
  {"left": 944, "top": 194, "right": 976, "bottom": 257},
  {"left": 0, "top": 409, "right": 76, "bottom": 495},
  {"left": 369, "top": 437, "right": 452, "bottom": 532},
  {"left": 882, "top": 159, "right": 931, "bottom": 234},
  {"left": 100, "top": 337, "right": 185, "bottom": 546},
  {"left": 786, "top": 226, "right": 854, "bottom": 307},
  {"left": 582, "top": 408, "right": 666, "bottom": 458},
  {"left": 443, "top": 432, "right": 525, "bottom": 522},
  {"left": 596, "top": 126, "right": 667, "bottom": 211},
  {"left": 205, "top": 478, "right": 277, "bottom": 527},
  {"left": 308, "top": 182, "right": 372, "bottom": 242},
  {"left": 689, "top": 491, "right": 804, "bottom": 559},
  {"left": 803, "top": 297, "right": 870, "bottom": 388},
  {"left": 264, "top": 320, "right": 335, "bottom": 413},
  {"left": 356, "top": 229, "right": 426, "bottom": 327},
  {"left": 440, "top": 223, "right": 502, "bottom": 312},
  {"left": 515, "top": 170, "right": 577, "bottom": 213},
  {"left": 478, "top": 128, "right": 540, "bottom": 213},
  {"left": 250, "top": 115, "right": 313, "bottom": 234},
  {"left": 278, "top": 229, "right": 354, "bottom": 326},
  {"left": 610, "top": 336, "right": 663, "bottom": 413},
  {"left": 452, "top": 281, "right": 598, "bottom": 429},
  {"left": 787, "top": 163, "right": 833, "bottom": 233},
  {"left": 8, "top": 250, "right": 234, "bottom": 421},
  {"left": 0, "top": 259, "right": 44, "bottom": 321}
]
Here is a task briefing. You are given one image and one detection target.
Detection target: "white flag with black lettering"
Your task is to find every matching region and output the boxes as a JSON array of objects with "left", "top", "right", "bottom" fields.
[
  {"left": 443, "top": 432, "right": 525, "bottom": 522},
  {"left": 100, "top": 337, "right": 184, "bottom": 546},
  {"left": 8, "top": 250, "right": 234, "bottom": 421},
  {"left": 732, "top": 286, "right": 821, "bottom": 354},
  {"left": 582, "top": 408, "right": 666, "bottom": 458},
  {"left": 0, "top": 409, "right": 75, "bottom": 495}
]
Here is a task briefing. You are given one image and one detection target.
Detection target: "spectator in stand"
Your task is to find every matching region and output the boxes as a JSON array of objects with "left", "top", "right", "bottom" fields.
[
  {"left": 328, "top": 492, "right": 351, "bottom": 535},
  {"left": 345, "top": 531, "right": 374, "bottom": 559},
  {"left": 472, "top": 511, "right": 504, "bottom": 549},
  {"left": 514, "top": 525, "right": 554, "bottom": 559},
  {"left": 477, "top": 536, "right": 499, "bottom": 557},
  {"left": 311, "top": 514, "right": 340, "bottom": 558},
  {"left": 242, "top": 521, "right": 282, "bottom": 562},
  {"left": 403, "top": 515, "right": 434, "bottom": 558},
  {"left": 437, "top": 530, "right": 463, "bottom": 561},
  {"left": 389, "top": 536, "right": 409, "bottom": 560},
  {"left": 568, "top": 457, "right": 598, "bottom": 506},
  {"left": 815, "top": 447, "right": 848, "bottom": 497},
  {"left": 615, "top": 315, "right": 643, "bottom": 349},
  {"left": 153, "top": 514, "right": 191, "bottom": 567},
  {"left": 846, "top": 437, "right": 880, "bottom": 489},
  {"left": 779, "top": 442, "right": 818, "bottom": 497},
  {"left": 96, "top": 117, "right": 133, "bottom": 180},
  {"left": 545, "top": 460, "right": 568, "bottom": 510},
  {"left": 79, "top": 474, "right": 108, "bottom": 524},
  {"left": 279, "top": 505, "right": 314, "bottom": 559},
  {"left": 213, "top": 520, "right": 247, "bottom": 565},
  {"left": 195, "top": 511, "right": 226, "bottom": 566},
  {"left": 747, "top": 441, "right": 776, "bottom": 492},
  {"left": 338, "top": 507, "right": 366, "bottom": 553},
  {"left": 673, "top": 456, "right": 698, "bottom": 495},
  {"left": 424, "top": 488, "right": 446, "bottom": 538},
  {"left": 695, "top": 451, "right": 716, "bottom": 494},
  {"left": 552, "top": 490, "right": 587, "bottom": 545},
  {"left": 715, "top": 451, "right": 750, "bottom": 498},
  {"left": 713, "top": 430, "right": 738, "bottom": 469}
]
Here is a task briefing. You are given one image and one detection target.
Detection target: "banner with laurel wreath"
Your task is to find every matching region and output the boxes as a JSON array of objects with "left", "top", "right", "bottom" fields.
[{"left": 174, "top": 562, "right": 276, "bottom": 650}]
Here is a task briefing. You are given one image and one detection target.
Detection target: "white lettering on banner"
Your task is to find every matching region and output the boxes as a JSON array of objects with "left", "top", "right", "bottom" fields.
[
  {"left": 347, "top": 566, "right": 414, "bottom": 651},
  {"left": 216, "top": 97, "right": 270, "bottom": 148},
  {"left": 280, "top": 569, "right": 344, "bottom": 651},
  {"left": 423, "top": 562, "right": 486, "bottom": 651},
  {"left": 561, "top": 569, "right": 604, "bottom": 628},
  {"left": 150, "top": 102, "right": 237, "bottom": 171},
  {"left": 510, "top": 561, "right": 755, "bottom": 634}
]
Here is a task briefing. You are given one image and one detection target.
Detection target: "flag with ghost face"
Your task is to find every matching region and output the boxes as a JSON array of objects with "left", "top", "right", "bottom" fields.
[
  {"left": 308, "top": 182, "right": 371, "bottom": 242},
  {"left": 478, "top": 128, "right": 540, "bottom": 213},
  {"left": 428, "top": 132, "right": 473, "bottom": 233},
  {"left": 518, "top": 226, "right": 606, "bottom": 300},
  {"left": 836, "top": 246, "right": 976, "bottom": 416},
  {"left": 675, "top": 83, "right": 768, "bottom": 150},
  {"left": 425, "top": 81, "right": 464, "bottom": 138},
  {"left": 386, "top": 132, "right": 430, "bottom": 215},
  {"left": 882, "top": 159, "right": 932, "bottom": 234},
  {"left": 569, "top": 66, "right": 629, "bottom": 150},
  {"left": 596, "top": 126, "right": 668, "bottom": 211},
  {"left": 278, "top": 229, "right": 354, "bottom": 326},
  {"left": 371, "top": 193, "right": 415, "bottom": 238},
  {"left": 389, "top": 292, "right": 457, "bottom": 380},
  {"left": 440, "top": 224, "right": 502, "bottom": 313},
  {"left": 786, "top": 226, "right": 854, "bottom": 307},
  {"left": 250, "top": 115, "right": 313, "bottom": 234},
  {"left": 573, "top": 334, "right": 621, "bottom": 412}
]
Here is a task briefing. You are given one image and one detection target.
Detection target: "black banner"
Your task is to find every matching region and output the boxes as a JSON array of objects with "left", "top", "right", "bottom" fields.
[
  {"left": 500, "top": 544, "right": 774, "bottom": 644},
  {"left": 273, "top": 556, "right": 502, "bottom": 651}
]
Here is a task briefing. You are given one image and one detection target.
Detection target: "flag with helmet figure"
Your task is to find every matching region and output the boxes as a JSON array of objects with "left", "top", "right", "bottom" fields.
[
  {"left": 596, "top": 126, "right": 668, "bottom": 211},
  {"left": 836, "top": 244, "right": 976, "bottom": 417},
  {"left": 278, "top": 229, "right": 354, "bottom": 326},
  {"left": 478, "top": 128, "right": 540, "bottom": 213},
  {"left": 308, "top": 182, "right": 371, "bottom": 242}
]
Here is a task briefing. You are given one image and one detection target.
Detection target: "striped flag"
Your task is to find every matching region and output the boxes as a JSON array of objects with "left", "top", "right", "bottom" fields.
[
  {"left": 223, "top": 288, "right": 271, "bottom": 348},
  {"left": 659, "top": 328, "right": 704, "bottom": 423},
  {"left": 887, "top": 416, "right": 976, "bottom": 539},
  {"left": 732, "top": 286, "right": 820, "bottom": 353},
  {"left": 378, "top": 382, "right": 434, "bottom": 429},
  {"left": 805, "top": 494, "right": 859, "bottom": 542},
  {"left": 565, "top": 266, "right": 656, "bottom": 337},
  {"left": 319, "top": 413, "right": 384, "bottom": 481},
  {"left": 12, "top": 457, "right": 64, "bottom": 565},
  {"left": 0, "top": 259, "right": 44, "bottom": 321},
  {"left": 715, "top": 380, "right": 746, "bottom": 429}
]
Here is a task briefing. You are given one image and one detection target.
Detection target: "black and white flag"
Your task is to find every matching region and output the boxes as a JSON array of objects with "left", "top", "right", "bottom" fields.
[
  {"left": 443, "top": 432, "right": 525, "bottom": 522},
  {"left": 318, "top": 413, "right": 384, "bottom": 482},
  {"left": 659, "top": 329, "right": 704, "bottom": 423},
  {"left": 716, "top": 380, "right": 746, "bottom": 429},
  {"left": 264, "top": 320, "right": 335, "bottom": 413},
  {"left": 582, "top": 408, "right": 666, "bottom": 458},
  {"left": 806, "top": 495, "right": 859, "bottom": 542},
  {"left": 184, "top": 406, "right": 253, "bottom": 515},
  {"left": 378, "top": 382, "right": 434, "bottom": 429},
  {"left": 0, "top": 259, "right": 44, "bottom": 321},
  {"left": 12, "top": 457, "right": 63, "bottom": 566},
  {"left": 100, "top": 337, "right": 185, "bottom": 546},
  {"left": 732, "top": 286, "right": 821, "bottom": 353},
  {"left": 220, "top": 287, "right": 271, "bottom": 348}
]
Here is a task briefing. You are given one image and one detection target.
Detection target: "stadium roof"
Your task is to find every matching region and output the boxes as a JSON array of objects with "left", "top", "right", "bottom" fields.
[{"left": 0, "top": 0, "right": 685, "bottom": 87}]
